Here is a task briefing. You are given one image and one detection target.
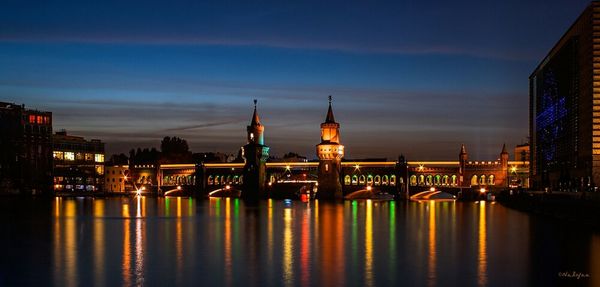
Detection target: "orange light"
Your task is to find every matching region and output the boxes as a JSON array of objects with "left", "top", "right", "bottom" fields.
[
  {"left": 367, "top": 186, "right": 372, "bottom": 191},
  {"left": 480, "top": 188, "right": 486, "bottom": 194},
  {"left": 177, "top": 185, "right": 182, "bottom": 190},
  {"left": 225, "top": 185, "right": 231, "bottom": 190},
  {"left": 429, "top": 187, "right": 436, "bottom": 192}
]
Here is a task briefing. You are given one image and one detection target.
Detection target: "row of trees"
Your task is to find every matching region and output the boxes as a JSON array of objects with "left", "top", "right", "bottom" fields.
[{"left": 106, "top": 136, "right": 306, "bottom": 166}]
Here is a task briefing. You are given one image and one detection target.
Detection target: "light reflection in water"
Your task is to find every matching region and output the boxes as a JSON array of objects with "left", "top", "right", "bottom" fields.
[
  {"left": 300, "top": 204, "right": 311, "bottom": 286},
  {"left": 283, "top": 207, "right": 293, "bottom": 286},
  {"left": 176, "top": 197, "right": 182, "bottom": 285},
  {"left": 37, "top": 197, "right": 600, "bottom": 287},
  {"left": 65, "top": 200, "right": 77, "bottom": 287},
  {"left": 93, "top": 199, "right": 105, "bottom": 287},
  {"left": 122, "top": 203, "right": 131, "bottom": 286},
  {"left": 428, "top": 201, "right": 436, "bottom": 287},
  {"left": 478, "top": 202, "right": 488, "bottom": 286},
  {"left": 365, "top": 200, "right": 373, "bottom": 287},
  {"left": 225, "top": 198, "right": 232, "bottom": 287}
]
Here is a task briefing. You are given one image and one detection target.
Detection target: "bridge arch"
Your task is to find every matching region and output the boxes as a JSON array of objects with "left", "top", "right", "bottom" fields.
[
  {"left": 410, "top": 175, "right": 417, "bottom": 186},
  {"left": 344, "top": 175, "right": 351, "bottom": 185},
  {"left": 479, "top": 175, "right": 486, "bottom": 185},
  {"left": 488, "top": 175, "right": 495, "bottom": 185},
  {"left": 374, "top": 175, "right": 381, "bottom": 186},
  {"left": 359, "top": 175, "right": 366, "bottom": 185},
  {"left": 390, "top": 175, "right": 396, "bottom": 186},
  {"left": 471, "top": 175, "right": 478, "bottom": 186},
  {"left": 352, "top": 175, "right": 358, "bottom": 185},
  {"left": 367, "top": 175, "right": 373, "bottom": 186},
  {"left": 382, "top": 175, "right": 389, "bottom": 186}
]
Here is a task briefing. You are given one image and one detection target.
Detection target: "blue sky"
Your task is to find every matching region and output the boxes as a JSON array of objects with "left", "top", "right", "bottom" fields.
[{"left": 0, "top": 0, "right": 591, "bottom": 159}]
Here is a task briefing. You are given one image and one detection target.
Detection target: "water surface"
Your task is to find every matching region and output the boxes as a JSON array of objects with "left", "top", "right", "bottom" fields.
[{"left": 1, "top": 197, "right": 599, "bottom": 286}]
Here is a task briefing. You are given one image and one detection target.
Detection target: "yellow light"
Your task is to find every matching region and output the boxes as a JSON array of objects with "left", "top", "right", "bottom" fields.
[
  {"left": 367, "top": 186, "right": 372, "bottom": 191},
  {"left": 511, "top": 166, "right": 517, "bottom": 173},
  {"left": 429, "top": 187, "right": 436, "bottom": 192},
  {"left": 285, "top": 165, "right": 291, "bottom": 171},
  {"left": 355, "top": 164, "right": 360, "bottom": 170},
  {"left": 141, "top": 186, "right": 146, "bottom": 191},
  {"left": 418, "top": 165, "right": 425, "bottom": 171},
  {"left": 268, "top": 182, "right": 272, "bottom": 186},
  {"left": 480, "top": 188, "right": 486, "bottom": 194},
  {"left": 177, "top": 185, "right": 182, "bottom": 190},
  {"left": 225, "top": 185, "right": 231, "bottom": 190}
]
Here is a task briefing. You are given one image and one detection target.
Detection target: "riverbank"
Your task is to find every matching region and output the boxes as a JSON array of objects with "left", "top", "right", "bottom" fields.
[{"left": 497, "top": 190, "right": 600, "bottom": 229}]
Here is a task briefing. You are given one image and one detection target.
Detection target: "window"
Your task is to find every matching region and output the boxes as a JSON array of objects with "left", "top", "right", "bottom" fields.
[
  {"left": 95, "top": 154, "right": 104, "bottom": 163},
  {"left": 85, "top": 153, "right": 94, "bottom": 161},
  {"left": 64, "top": 152, "right": 75, "bottom": 161},
  {"left": 95, "top": 165, "right": 104, "bottom": 175},
  {"left": 325, "top": 164, "right": 329, "bottom": 172},
  {"left": 76, "top": 152, "right": 84, "bottom": 161},
  {"left": 28, "top": 115, "right": 36, "bottom": 124},
  {"left": 53, "top": 151, "right": 64, "bottom": 160}
]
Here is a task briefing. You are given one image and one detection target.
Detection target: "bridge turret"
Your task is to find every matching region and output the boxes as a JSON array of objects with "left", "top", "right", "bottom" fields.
[
  {"left": 316, "top": 96, "right": 344, "bottom": 199},
  {"left": 242, "top": 100, "right": 270, "bottom": 200}
]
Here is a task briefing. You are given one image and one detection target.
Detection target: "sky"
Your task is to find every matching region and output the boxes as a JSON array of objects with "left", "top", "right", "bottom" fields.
[{"left": 0, "top": 0, "right": 592, "bottom": 160}]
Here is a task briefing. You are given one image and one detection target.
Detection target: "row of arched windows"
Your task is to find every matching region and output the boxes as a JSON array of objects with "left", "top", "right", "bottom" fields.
[
  {"left": 471, "top": 175, "right": 495, "bottom": 186},
  {"left": 207, "top": 175, "right": 243, "bottom": 186},
  {"left": 163, "top": 175, "right": 195, "bottom": 186},
  {"left": 343, "top": 174, "right": 397, "bottom": 186},
  {"left": 409, "top": 174, "right": 458, "bottom": 187}
]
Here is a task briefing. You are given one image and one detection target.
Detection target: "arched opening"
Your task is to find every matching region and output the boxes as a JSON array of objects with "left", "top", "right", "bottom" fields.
[
  {"left": 451, "top": 175, "right": 457, "bottom": 186},
  {"left": 471, "top": 175, "right": 478, "bottom": 186},
  {"left": 352, "top": 175, "right": 358, "bottom": 185},
  {"left": 426, "top": 175, "right": 433, "bottom": 186},
  {"left": 214, "top": 175, "right": 220, "bottom": 185},
  {"left": 479, "top": 175, "right": 486, "bottom": 185},
  {"left": 234, "top": 176, "right": 239, "bottom": 184},
  {"left": 367, "top": 175, "right": 374, "bottom": 186},
  {"left": 374, "top": 175, "right": 381, "bottom": 186},
  {"left": 409, "top": 175, "right": 417, "bottom": 186},
  {"left": 442, "top": 175, "right": 449, "bottom": 185},
  {"left": 419, "top": 175, "right": 425, "bottom": 185},
  {"left": 239, "top": 175, "right": 243, "bottom": 184},
  {"left": 344, "top": 175, "right": 351, "bottom": 185},
  {"left": 359, "top": 175, "right": 366, "bottom": 185},
  {"left": 488, "top": 175, "right": 495, "bottom": 185},
  {"left": 390, "top": 175, "right": 396, "bottom": 186},
  {"left": 434, "top": 175, "right": 441, "bottom": 186}
]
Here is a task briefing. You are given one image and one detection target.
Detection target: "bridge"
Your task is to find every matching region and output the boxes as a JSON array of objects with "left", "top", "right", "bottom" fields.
[{"left": 129, "top": 98, "right": 529, "bottom": 200}]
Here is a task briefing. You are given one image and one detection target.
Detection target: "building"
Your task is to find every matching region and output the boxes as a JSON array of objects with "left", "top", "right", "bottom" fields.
[
  {"left": 514, "top": 144, "right": 530, "bottom": 162},
  {"left": 105, "top": 165, "right": 129, "bottom": 193},
  {"left": 529, "top": 2, "right": 600, "bottom": 191},
  {"left": 316, "top": 96, "right": 344, "bottom": 199},
  {"left": 0, "top": 102, "right": 52, "bottom": 194},
  {"left": 53, "top": 131, "right": 105, "bottom": 193}
]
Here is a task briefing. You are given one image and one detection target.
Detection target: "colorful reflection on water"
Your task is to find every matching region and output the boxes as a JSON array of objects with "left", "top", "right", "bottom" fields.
[{"left": 0, "top": 197, "right": 599, "bottom": 286}]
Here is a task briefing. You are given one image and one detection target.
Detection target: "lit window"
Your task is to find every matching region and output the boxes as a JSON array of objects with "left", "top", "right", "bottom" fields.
[
  {"left": 96, "top": 165, "right": 104, "bottom": 175},
  {"left": 85, "top": 153, "right": 93, "bottom": 161},
  {"left": 53, "top": 151, "right": 64, "bottom": 160},
  {"left": 37, "top": 115, "right": 43, "bottom": 124},
  {"left": 64, "top": 152, "right": 75, "bottom": 161},
  {"left": 95, "top": 154, "right": 105, "bottom": 163},
  {"left": 29, "top": 115, "right": 36, "bottom": 124}
]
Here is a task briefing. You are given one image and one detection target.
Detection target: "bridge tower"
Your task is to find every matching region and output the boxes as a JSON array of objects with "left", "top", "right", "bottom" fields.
[
  {"left": 316, "top": 96, "right": 344, "bottom": 199},
  {"left": 242, "top": 100, "right": 270, "bottom": 200},
  {"left": 459, "top": 144, "right": 468, "bottom": 186}
]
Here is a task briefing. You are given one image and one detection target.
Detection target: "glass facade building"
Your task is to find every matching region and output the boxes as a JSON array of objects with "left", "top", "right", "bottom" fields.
[{"left": 530, "top": 2, "right": 600, "bottom": 191}]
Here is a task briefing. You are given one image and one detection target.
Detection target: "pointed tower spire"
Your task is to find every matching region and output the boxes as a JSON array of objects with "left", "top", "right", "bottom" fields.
[
  {"left": 501, "top": 143, "right": 508, "bottom": 154},
  {"left": 251, "top": 99, "right": 261, "bottom": 126},
  {"left": 325, "top": 95, "right": 336, "bottom": 123},
  {"left": 460, "top": 143, "right": 467, "bottom": 154}
]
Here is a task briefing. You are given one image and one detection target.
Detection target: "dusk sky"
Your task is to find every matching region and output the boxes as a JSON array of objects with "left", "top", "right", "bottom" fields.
[{"left": 0, "top": 0, "right": 591, "bottom": 160}]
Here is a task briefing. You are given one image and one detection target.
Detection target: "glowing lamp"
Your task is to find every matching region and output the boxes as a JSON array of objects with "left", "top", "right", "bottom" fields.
[
  {"left": 480, "top": 188, "right": 486, "bottom": 194},
  {"left": 429, "top": 187, "right": 436, "bottom": 192}
]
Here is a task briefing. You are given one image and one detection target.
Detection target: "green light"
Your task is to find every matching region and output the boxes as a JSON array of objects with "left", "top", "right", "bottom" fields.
[
  {"left": 188, "top": 197, "right": 193, "bottom": 216},
  {"left": 165, "top": 197, "right": 170, "bottom": 216},
  {"left": 234, "top": 199, "right": 239, "bottom": 217},
  {"left": 215, "top": 199, "right": 220, "bottom": 217}
]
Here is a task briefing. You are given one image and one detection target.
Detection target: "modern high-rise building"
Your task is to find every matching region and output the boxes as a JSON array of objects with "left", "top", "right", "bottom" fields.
[
  {"left": 0, "top": 102, "right": 53, "bottom": 194},
  {"left": 530, "top": 1, "right": 600, "bottom": 191}
]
